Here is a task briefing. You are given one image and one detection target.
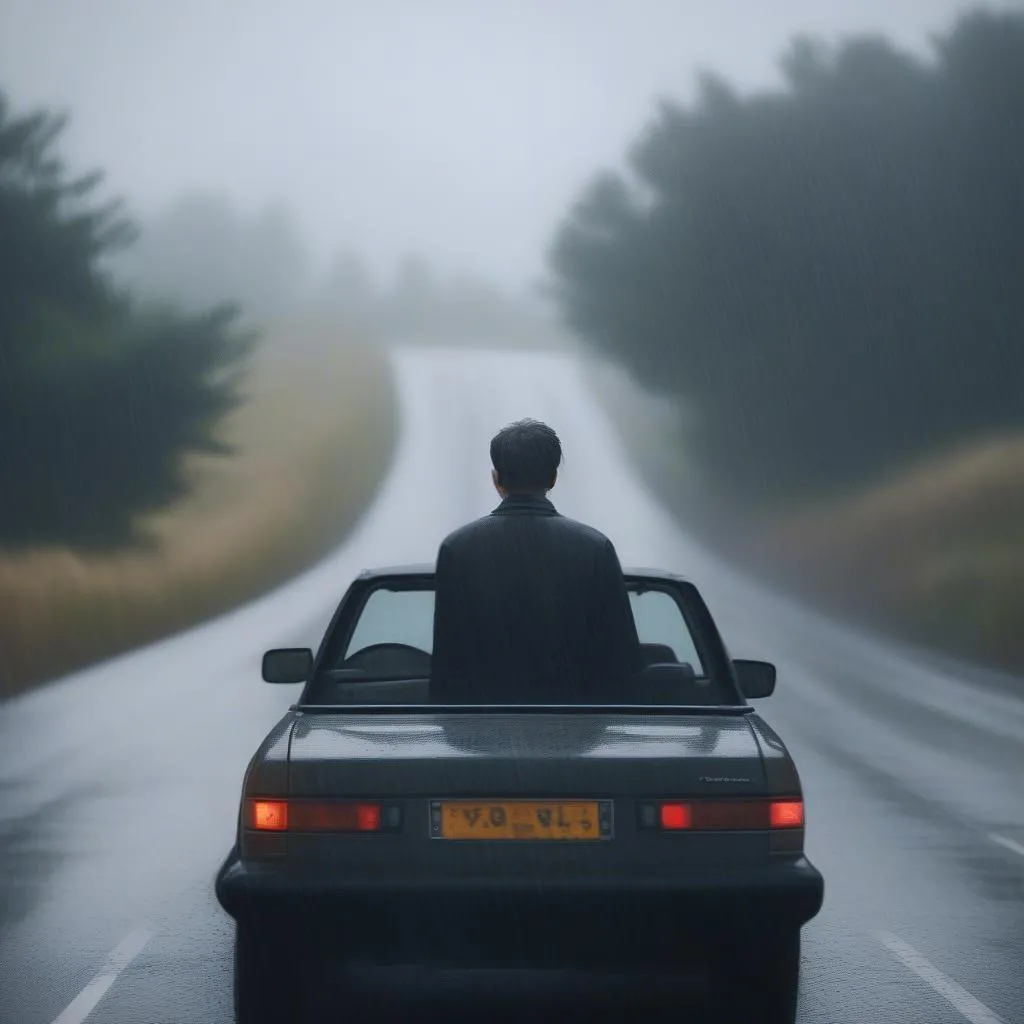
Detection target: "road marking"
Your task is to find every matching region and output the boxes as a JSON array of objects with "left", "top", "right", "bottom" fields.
[
  {"left": 875, "top": 931, "right": 1006, "bottom": 1024},
  {"left": 989, "top": 832, "right": 1024, "bottom": 858},
  {"left": 51, "top": 926, "right": 153, "bottom": 1024}
]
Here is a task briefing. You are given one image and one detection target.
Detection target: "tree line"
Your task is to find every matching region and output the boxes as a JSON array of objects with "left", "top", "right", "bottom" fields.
[
  {"left": 9, "top": 4, "right": 1020, "bottom": 552},
  {"left": 0, "top": 88, "right": 567, "bottom": 553},
  {"left": 0, "top": 93, "right": 251, "bottom": 550},
  {"left": 549, "top": 7, "right": 1024, "bottom": 511}
]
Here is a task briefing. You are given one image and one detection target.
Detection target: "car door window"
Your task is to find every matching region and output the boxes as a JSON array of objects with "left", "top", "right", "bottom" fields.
[
  {"left": 628, "top": 588, "right": 705, "bottom": 674},
  {"left": 343, "top": 587, "right": 435, "bottom": 660}
]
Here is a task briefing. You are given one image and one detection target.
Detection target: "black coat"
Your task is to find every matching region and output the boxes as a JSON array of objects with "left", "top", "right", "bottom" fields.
[{"left": 430, "top": 494, "right": 643, "bottom": 703}]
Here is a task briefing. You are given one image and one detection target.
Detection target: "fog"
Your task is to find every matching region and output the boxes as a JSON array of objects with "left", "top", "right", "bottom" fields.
[
  {"left": 4, "top": 0, "right": 1024, "bottom": 681},
  {"left": 0, "top": 0, "right": 987, "bottom": 290},
  {"left": 3, "top": 8, "right": 1024, "bottom": 1022}
]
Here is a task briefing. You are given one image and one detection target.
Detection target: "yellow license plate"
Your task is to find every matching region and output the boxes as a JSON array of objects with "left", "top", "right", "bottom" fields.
[{"left": 432, "top": 800, "right": 612, "bottom": 840}]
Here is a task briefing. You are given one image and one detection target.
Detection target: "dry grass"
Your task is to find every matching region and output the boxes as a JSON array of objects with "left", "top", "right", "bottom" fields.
[
  {"left": 761, "top": 435, "right": 1024, "bottom": 669},
  {"left": 588, "top": 362, "right": 1024, "bottom": 670},
  {"left": 0, "top": 320, "right": 398, "bottom": 697}
]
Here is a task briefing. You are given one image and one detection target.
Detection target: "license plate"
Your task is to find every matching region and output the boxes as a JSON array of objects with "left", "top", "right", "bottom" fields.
[{"left": 430, "top": 800, "right": 613, "bottom": 840}]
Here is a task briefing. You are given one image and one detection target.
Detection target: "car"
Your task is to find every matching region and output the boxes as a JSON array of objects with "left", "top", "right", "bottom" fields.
[{"left": 215, "top": 563, "right": 824, "bottom": 1023}]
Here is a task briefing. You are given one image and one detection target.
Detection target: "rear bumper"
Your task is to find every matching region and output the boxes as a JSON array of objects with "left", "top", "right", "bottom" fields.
[{"left": 216, "top": 847, "right": 823, "bottom": 966}]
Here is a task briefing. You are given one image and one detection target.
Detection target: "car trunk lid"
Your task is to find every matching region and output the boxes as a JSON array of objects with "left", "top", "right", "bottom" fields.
[{"left": 287, "top": 710, "right": 766, "bottom": 796}]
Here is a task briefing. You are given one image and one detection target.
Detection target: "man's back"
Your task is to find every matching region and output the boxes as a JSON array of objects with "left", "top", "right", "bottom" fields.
[{"left": 430, "top": 493, "right": 642, "bottom": 703}]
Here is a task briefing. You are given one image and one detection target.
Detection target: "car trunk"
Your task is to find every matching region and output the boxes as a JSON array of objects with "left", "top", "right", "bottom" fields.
[
  {"left": 286, "top": 710, "right": 767, "bottom": 796},
  {"left": 258, "top": 710, "right": 789, "bottom": 948}
]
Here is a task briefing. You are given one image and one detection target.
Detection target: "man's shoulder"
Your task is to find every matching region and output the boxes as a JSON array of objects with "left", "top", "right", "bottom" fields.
[
  {"left": 549, "top": 514, "right": 615, "bottom": 548},
  {"left": 439, "top": 509, "right": 615, "bottom": 555},
  {"left": 438, "top": 514, "right": 495, "bottom": 549}
]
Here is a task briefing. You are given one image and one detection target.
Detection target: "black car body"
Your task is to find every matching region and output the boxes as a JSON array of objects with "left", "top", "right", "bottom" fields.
[{"left": 216, "top": 565, "right": 824, "bottom": 1023}]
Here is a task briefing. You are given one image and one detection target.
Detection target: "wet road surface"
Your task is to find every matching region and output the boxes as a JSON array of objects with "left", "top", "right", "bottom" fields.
[{"left": 1, "top": 349, "right": 1021, "bottom": 1023}]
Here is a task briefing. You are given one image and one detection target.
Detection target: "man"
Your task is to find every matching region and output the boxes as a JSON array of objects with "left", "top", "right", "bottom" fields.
[{"left": 430, "top": 418, "right": 643, "bottom": 704}]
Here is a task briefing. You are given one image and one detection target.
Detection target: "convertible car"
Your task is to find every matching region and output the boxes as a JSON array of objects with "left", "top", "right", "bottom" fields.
[{"left": 215, "top": 564, "right": 824, "bottom": 1023}]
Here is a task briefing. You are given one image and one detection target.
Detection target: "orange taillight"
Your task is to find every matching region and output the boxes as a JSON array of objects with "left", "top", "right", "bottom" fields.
[
  {"left": 250, "top": 799, "right": 288, "bottom": 831},
  {"left": 770, "top": 800, "right": 804, "bottom": 829}
]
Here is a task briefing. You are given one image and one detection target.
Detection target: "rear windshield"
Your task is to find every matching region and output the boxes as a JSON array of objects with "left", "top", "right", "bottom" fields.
[{"left": 303, "top": 579, "right": 740, "bottom": 709}]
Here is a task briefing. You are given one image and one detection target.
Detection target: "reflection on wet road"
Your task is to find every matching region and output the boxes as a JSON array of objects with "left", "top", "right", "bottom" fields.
[{"left": 0, "top": 350, "right": 1021, "bottom": 1024}]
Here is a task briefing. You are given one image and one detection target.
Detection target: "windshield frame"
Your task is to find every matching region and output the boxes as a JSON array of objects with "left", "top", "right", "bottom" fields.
[{"left": 298, "top": 571, "right": 745, "bottom": 710}]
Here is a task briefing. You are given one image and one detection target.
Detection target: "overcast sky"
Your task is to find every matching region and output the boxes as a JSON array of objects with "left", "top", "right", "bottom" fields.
[{"left": 0, "top": 0, "right": 1010, "bottom": 290}]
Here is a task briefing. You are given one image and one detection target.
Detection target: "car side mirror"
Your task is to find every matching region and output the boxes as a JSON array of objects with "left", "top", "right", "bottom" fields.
[
  {"left": 733, "top": 659, "right": 776, "bottom": 699},
  {"left": 262, "top": 648, "right": 313, "bottom": 684}
]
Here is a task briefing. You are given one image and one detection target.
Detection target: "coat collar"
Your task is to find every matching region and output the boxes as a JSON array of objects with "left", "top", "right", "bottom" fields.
[{"left": 491, "top": 493, "right": 559, "bottom": 517}]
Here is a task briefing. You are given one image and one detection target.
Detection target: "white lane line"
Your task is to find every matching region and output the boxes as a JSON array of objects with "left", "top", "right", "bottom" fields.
[
  {"left": 50, "top": 926, "right": 153, "bottom": 1024},
  {"left": 875, "top": 931, "right": 1006, "bottom": 1024},
  {"left": 989, "top": 832, "right": 1024, "bottom": 858}
]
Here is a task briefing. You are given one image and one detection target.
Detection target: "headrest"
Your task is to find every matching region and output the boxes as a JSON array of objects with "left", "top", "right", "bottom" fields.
[{"left": 639, "top": 642, "right": 678, "bottom": 666}]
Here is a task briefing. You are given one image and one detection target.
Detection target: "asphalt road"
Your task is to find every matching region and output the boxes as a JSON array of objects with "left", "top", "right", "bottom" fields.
[{"left": 1, "top": 349, "right": 1022, "bottom": 1024}]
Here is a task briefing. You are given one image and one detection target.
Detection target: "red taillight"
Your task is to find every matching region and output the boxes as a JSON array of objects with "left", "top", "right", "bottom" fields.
[
  {"left": 770, "top": 800, "right": 804, "bottom": 829},
  {"left": 290, "top": 801, "right": 383, "bottom": 832},
  {"left": 357, "top": 804, "right": 381, "bottom": 831},
  {"left": 651, "top": 798, "right": 804, "bottom": 831},
  {"left": 660, "top": 803, "right": 692, "bottom": 829},
  {"left": 691, "top": 801, "right": 769, "bottom": 830},
  {"left": 247, "top": 799, "right": 388, "bottom": 832},
  {"left": 250, "top": 799, "right": 288, "bottom": 831}
]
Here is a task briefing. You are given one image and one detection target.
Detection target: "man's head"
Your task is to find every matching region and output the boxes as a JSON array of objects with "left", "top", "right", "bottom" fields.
[{"left": 490, "top": 419, "right": 562, "bottom": 497}]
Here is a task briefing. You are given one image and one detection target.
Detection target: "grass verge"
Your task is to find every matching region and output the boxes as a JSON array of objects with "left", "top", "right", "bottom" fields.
[
  {"left": 586, "top": 355, "right": 1024, "bottom": 674},
  {"left": 760, "top": 436, "right": 1024, "bottom": 672},
  {"left": 0, "top": 320, "right": 398, "bottom": 698}
]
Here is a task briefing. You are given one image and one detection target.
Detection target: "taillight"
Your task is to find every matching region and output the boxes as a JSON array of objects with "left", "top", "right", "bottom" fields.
[
  {"left": 251, "top": 800, "right": 288, "bottom": 831},
  {"left": 640, "top": 798, "right": 804, "bottom": 831},
  {"left": 770, "top": 800, "right": 804, "bottom": 828},
  {"left": 247, "top": 799, "right": 400, "bottom": 832},
  {"left": 288, "top": 802, "right": 383, "bottom": 832},
  {"left": 660, "top": 803, "right": 692, "bottom": 830}
]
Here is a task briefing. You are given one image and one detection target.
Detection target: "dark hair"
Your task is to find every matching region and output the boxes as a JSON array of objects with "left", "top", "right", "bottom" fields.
[{"left": 490, "top": 419, "right": 562, "bottom": 493}]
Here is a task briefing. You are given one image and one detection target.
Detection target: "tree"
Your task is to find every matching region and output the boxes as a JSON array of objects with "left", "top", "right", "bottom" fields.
[
  {"left": 549, "top": 8, "right": 1024, "bottom": 509},
  {"left": 0, "top": 92, "right": 251, "bottom": 549}
]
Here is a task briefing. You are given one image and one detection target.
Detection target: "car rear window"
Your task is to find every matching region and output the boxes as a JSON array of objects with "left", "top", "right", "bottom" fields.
[
  {"left": 303, "top": 577, "right": 738, "bottom": 708},
  {"left": 327, "top": 583, "right": 706, "bottom": 674}
]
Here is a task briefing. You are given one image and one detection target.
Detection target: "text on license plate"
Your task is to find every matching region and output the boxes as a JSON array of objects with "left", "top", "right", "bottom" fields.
[{"left": 431, "top": 800, "right": 613, "bottom": 840}]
